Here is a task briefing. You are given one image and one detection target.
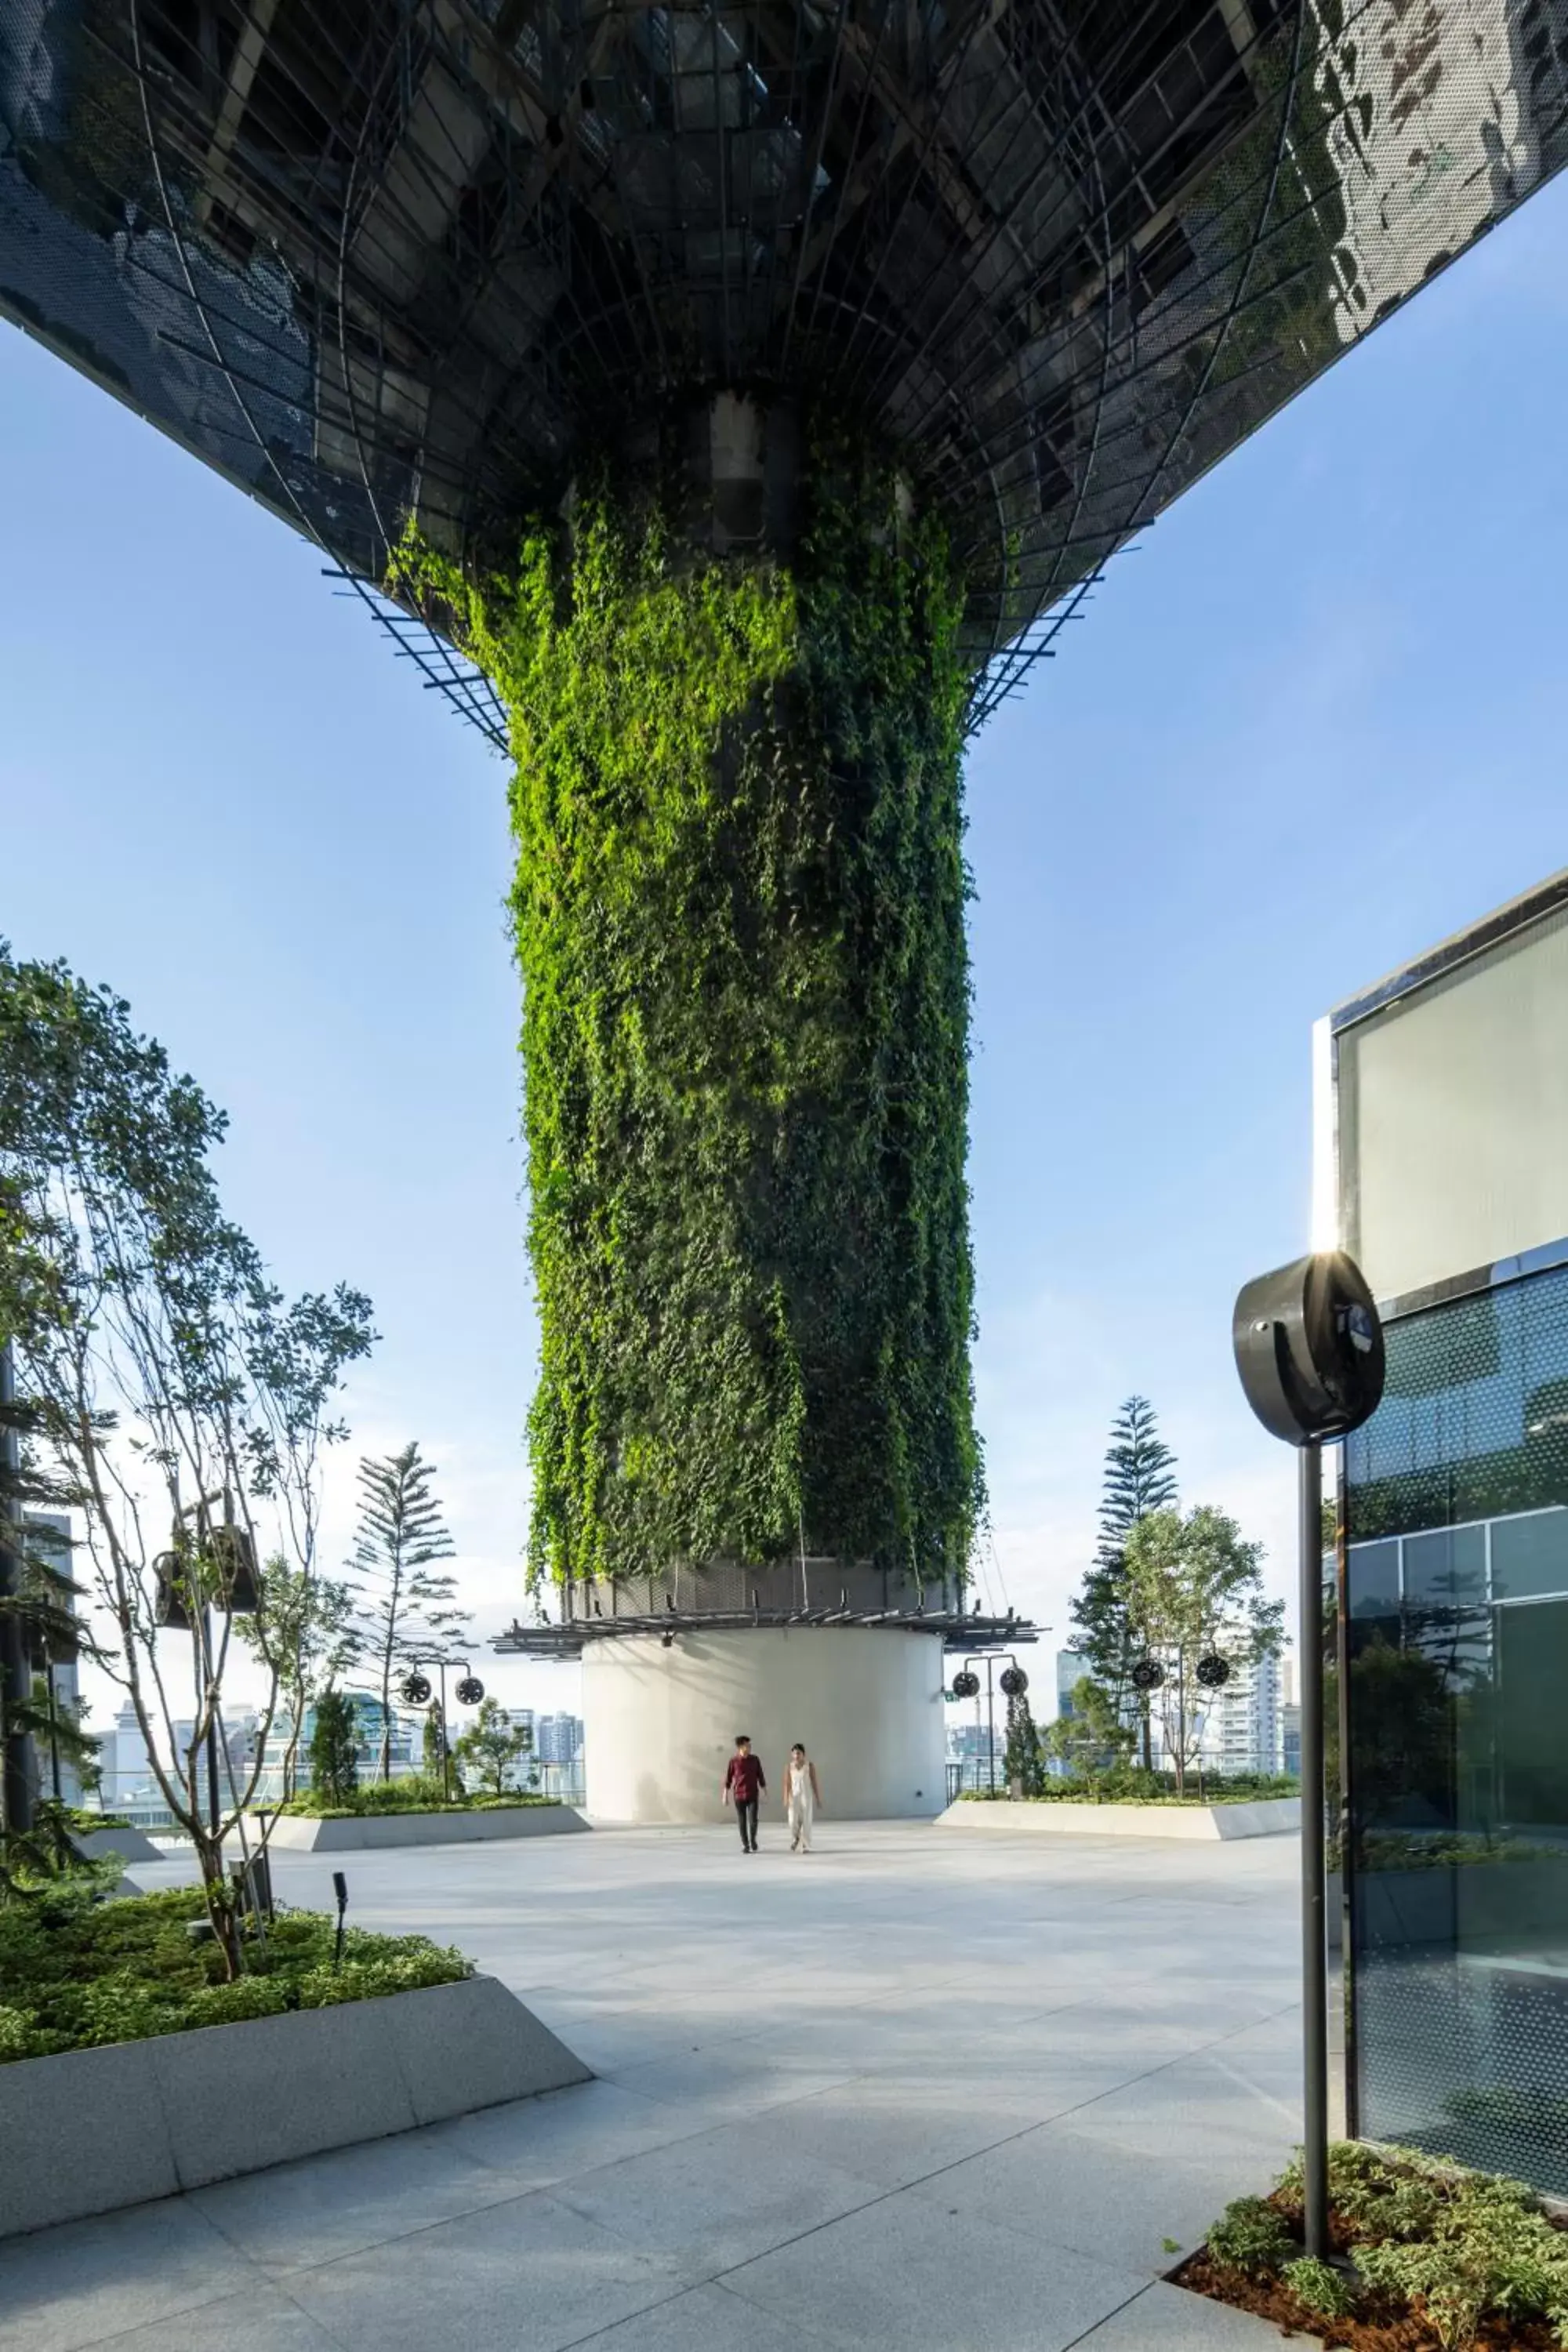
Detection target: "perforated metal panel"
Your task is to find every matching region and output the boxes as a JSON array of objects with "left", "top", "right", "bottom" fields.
[{"left": 1344, "top": 1265, "right": 1568, "bottom": 2192}]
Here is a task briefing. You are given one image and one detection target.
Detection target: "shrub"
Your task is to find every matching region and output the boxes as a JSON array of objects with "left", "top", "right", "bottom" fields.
[
  {"left": 0, "top": 1878, "right": 470, "bottom": 2061},
  {"left": 274, "top": 1773, "right": 558, "bottom": 1819},
  {"left": 1207, "top": 2197, "right": 1292, "bottom": 2279},
  {"left": 969, "top": 1769, "right": 1300, "bottom": 1807},
  {"left": 1279, "top": 2258, "right": 1354, "bottom": 2314},
  {"left": 1283, "top": 2256, "right": 1354, "bottom": 2318},
  {"left": 1258, "top": 2142, "right": 1568, "bottom": 2350},
  {"left": 1355, "top": 2169, "right": 1568, "bottom": 2350}
]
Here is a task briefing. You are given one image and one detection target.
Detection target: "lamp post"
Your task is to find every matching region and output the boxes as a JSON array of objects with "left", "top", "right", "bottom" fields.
[
  {"left": 402, "top": 1657, "right": 484, "bottom": 1802},
  {"left": 949, "top": 1650, "right": 1032, "bottom": 1794},
  {"left": 1232, "top": 1250, "right": 1384, "bottom": 2261}
]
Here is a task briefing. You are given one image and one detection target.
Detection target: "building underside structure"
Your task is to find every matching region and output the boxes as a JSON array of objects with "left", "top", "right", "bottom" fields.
[
  {"left": 6, "top": 1, "right": 1565, "bottom": 729},
  {"left": 5, "top": 0, "right": 1567, "bottom": 1817}
]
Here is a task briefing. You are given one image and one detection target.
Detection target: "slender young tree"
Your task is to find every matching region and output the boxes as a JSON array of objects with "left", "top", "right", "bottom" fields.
[
  {"left": 1003, "top": 1686, "right": 1045, "bottom": 1797},
  {"left": 422, "top": 1699, "right": 450, "bottom": 1788},
  {"left": 1070, "top": 1396, "right": 1178, "bottom": 1766},
  {"left": 454, "top": 1697, "right": 533, "bottom": 1798},
  {"left": 238, "top": 1556, "right": 358, "bottom": 1801},
  {"left": 308, "top": 1686, "right": 360, "bottom": 1807},
  {"left": 348, "top": 1444, "right": 465, "bottom": 1780},
  {"left": 0, "top": 948, "right": 372, "bottom": 1955},
  {"left": 1121, "top": 1504, "right": 1284, "bottom": 1795}
]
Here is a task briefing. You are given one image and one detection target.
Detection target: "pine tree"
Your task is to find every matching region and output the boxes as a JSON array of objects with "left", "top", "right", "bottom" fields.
[
  {"left": 1069, "top": 1397, "right": 1178, "bottom": 1766},
  {"left": 347, "top": 1444, "right": 466, "bottom": 1780},
  {"left": 422, "top": 1699, "right": 449, "bottom": 1786}
]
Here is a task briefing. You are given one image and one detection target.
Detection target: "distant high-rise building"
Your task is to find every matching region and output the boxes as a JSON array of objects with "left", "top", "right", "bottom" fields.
[
  {"left": 1192, "top": 1650, "right": 1282, "bottom": 1780},
  {"left": 1277, "top": 1653, "right": 1301, "bottom": 1777},
  {"left": 1279, "top": 1706, "right": 1302, "bottom": 1779},
  {"left": 104, "top": 1702, "right": 154, "bottom": 1802},
  {"left": 24, "top": 1512, "right": 89, "bottom": 1803},
  {"left": 535, "top": 1712, "right": 584, "bottom": 1766},
  {"left": 1054, "top": 1650, "right": 1089, "bottom": 1720}
]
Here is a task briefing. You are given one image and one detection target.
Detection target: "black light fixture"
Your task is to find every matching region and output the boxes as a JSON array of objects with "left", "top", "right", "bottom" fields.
[
  {"left": 455, "top": 1675, "right": 485, "bottom": 1705},
  {"left": 1232, "top": 1250, "right": 1384, "bottom": 1446},
  {"left": 998, "top": 1665, "right": 1029, "bottom": 1698},
  {"left": 951, "top": 1668, "right": 980, "bottom": 1700},
  {"left": 400, "top": 1671, "right": 432, "bottom": 1706},
  {"left": 1195, "top": 1653, "right": 1231, "bottom": 1690},
  {"left": 1232, "top": 1247, "right": 1385, "bottom": 2263},
  {"left": 1130, "top": 1657, "right": 1164, "bottom": 1692}
]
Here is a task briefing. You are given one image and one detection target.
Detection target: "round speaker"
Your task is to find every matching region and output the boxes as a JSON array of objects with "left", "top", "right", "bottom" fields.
[{"left": 1232, "top": 1251, "right": 1385, "bottom": 1446}]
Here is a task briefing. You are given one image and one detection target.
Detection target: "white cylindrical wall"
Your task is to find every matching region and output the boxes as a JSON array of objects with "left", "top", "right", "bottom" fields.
[{"left": 582, "top": 1627, "right": 946, "bottom": 1824}]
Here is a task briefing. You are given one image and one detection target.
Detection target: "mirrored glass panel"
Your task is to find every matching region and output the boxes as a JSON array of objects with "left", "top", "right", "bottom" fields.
[{"left": 1344, "top": 1267, "right": 1568, "bottom": 2193}]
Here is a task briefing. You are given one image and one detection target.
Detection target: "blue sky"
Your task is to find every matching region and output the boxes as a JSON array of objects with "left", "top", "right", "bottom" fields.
[{"left": 5, "top": 169, "right": 1567, "bottom": 1728}]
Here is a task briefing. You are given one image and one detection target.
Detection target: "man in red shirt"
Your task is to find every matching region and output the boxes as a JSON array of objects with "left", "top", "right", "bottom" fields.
[{"left": 722, "top": 1734, "right": 766, "bottom": 1853}]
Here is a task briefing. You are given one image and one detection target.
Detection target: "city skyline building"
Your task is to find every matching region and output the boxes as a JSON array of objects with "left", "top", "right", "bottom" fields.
[
  {"left": 23, "top": 1512, "right": 86, "bottom": 1805},
  {"left": 1191, "top": 1649, "right": 1281, "bottom": 1781}
]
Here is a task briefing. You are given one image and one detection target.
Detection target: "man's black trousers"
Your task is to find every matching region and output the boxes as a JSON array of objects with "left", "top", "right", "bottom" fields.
[{"left": 735, "top": 1797, "right": 759, "bottom": 1850}]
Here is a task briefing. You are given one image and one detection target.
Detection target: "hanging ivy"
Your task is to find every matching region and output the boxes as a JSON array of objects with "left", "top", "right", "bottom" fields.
[{"left": 394, "top": 432, "right": 983, "bottom": 1592}]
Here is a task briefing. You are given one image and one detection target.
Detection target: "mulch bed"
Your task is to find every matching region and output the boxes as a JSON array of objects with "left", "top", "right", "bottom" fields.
[
  {"left": 1173, "top": 2245, "right": 1559, "bottom": 2350},
  {"left": 1173, "top": 2186, "right": 1568, "bottom": 2350}
]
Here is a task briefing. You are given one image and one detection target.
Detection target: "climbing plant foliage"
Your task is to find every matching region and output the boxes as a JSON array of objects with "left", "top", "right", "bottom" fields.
[{"left": 396, "top": 441, "right": 982, "bottom": 1592}]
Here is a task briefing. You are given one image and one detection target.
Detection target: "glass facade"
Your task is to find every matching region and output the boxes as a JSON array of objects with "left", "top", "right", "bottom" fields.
[{"left": 1343, "top": 1265, "right": 1568, "bottom": 2190}]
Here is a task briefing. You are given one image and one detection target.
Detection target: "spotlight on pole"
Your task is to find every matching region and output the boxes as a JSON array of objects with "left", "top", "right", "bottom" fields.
[{"left": 1231, "top": 1250, "right": 1384, "bottom": 2263}]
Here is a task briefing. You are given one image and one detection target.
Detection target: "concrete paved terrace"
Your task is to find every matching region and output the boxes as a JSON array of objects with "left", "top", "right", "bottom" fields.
[{"left": 7, "top": 1823, "right": 1299, "bottom": 2352}]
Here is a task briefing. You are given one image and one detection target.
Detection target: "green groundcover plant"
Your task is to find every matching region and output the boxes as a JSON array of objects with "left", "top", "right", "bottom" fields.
[
  {"left": 0, "top": 1875, "right": 469, "bottom": 2063},
  {"left": 1200, "top": 2140, "right": 1568, "bottom": 2348},
  {"left": 274, "top": 1775, "right": 559, "bottom": 1820}
]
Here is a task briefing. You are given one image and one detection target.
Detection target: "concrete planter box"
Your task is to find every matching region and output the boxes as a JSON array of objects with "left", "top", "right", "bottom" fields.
[
  {"left": 68, "top": 1822, "right": 163, "bottom": 1865},
  {"left": 935, "top": 1797, "right": 1300, "bottom": 1842},
  {"left": 0, "top": 1973, "right": 591, "bottom": 2240},
  {"left": 254, "top": 1803, "right": 589, "bottom": 1852}
]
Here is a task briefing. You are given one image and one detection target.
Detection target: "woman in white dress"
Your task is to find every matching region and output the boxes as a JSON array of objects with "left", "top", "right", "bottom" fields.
[{"left": 783, "top": 1744, "right": 822, "bottom": 1853}]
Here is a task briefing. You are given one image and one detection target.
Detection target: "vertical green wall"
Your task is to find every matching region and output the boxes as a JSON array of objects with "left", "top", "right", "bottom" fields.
[{"left": 401, "top": 447, "right": 982, "bottom": 1592}]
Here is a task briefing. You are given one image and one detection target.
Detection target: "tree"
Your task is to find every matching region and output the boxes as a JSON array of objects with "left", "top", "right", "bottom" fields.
[
  {"left": 455, "top": 1697, "right": 533, "bottom": 1798},
  {"left": 1070, "top": 1397, "right": 1178, "bottom": 1766},
  {"left": 1122, "top": 1504, "right": 1284, "bottom": 1795},
  {"left": 1003, "top": 1686, "right": 1045, "bottom": 1796},
  {"left": 422, "top": 1699, "right": 450, "bottom": 1786},
  {"left": 0, "top": 947, "right": 373, "bottom": 1961},
  {"left": 348, "top": 1444, "right": 466, "bottom": 1780},
  {"left": 1042, "top": 1675, "right": 1138, "bottom": 1780},
  {"left": 308, "top": 1687, "right": 360, "bottom": 1807}
]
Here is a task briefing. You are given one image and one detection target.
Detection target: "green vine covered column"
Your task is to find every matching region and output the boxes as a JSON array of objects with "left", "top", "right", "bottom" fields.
[{"left": 404, "top": 422, "right": 983, "bottom": 1594}]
